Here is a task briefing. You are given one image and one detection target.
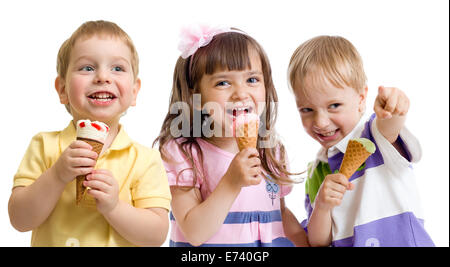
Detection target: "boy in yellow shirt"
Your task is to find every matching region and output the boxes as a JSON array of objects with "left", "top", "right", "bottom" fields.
[{"left": 8, "top": 20, "right": 171, "bottom": 246}]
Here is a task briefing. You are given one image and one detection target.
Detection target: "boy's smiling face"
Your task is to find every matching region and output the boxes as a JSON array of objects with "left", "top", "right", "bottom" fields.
[
  {"left": 56, "top": 35, "right": 140, "bottom": 126},
  {"left": 294, "top": 74, "right": 367, "bottom": 150}
]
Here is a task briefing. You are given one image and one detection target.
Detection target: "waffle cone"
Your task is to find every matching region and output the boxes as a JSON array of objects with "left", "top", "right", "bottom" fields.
[
  {"left": 236, "top": 120, "right": 259, "bottom": 151},
  {"left": 76, "top": 137, "right": 103, "bottom": 205},
  {"left": 339, "top": 140, "right": 372, "bottom": 179}
]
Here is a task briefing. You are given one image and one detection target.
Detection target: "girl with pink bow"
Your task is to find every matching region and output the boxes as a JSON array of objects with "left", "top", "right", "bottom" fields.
[{"left": 154, "top": 25, "right": 309, "bottom": 247}]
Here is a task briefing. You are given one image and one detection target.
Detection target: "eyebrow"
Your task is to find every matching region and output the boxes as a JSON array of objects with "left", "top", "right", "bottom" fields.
[
  {"left": 247, "top": 70, "right": 263, "bottom": 76},
  {"left": 209, "top": 73, "right": 230, "bottom": 80},
  {"left": 296, "top": 101, "right": 311, "bottom": 108},
  {"left": 326, "top": 98, "right": 343, "bottom": 104},
  {"left": 73, "top": 55, "right": 130, "bottom": 65},
  {"left": 210, "top": 70, "right": 263, "bottom": 79}
]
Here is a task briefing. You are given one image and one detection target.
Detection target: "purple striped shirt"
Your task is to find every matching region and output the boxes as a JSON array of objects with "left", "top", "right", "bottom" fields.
[{"left": 303, "top": 114, "right": 434, "bottom": 246}]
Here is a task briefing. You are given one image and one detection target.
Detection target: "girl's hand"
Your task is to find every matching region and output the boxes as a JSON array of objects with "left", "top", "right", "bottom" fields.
[
  {"left": 84, "top": 169, "right": 119, "bottom": 215},
  {"left": 53, "top": 140, "right": 98, "bottom": 184},
  {"left": 374, "top": 86, "right": 410, "bottom": 120},
  {"left": 223, "top": 147, "right": 263, "bottom": 188},
  {"left": 315, "top": 173, "right": 354, "bottom": 211}
]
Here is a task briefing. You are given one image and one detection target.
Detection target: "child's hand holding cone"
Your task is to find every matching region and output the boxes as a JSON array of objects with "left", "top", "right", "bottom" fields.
[
  {"left": 223, "top": 148, "right": 263, "bottom": 188},
  {"left": 222, "top": 113, "right": 262, "bottom": 188},
  {"left": 75, "top": 120, "right": 109, "bottom": 205},
  {"left": 315, "top": 138, "right": 375, "bottom": 211},
  {"left": 315, "top": 173, "right": 354, "bottom": 211},
  {"left": 53, "top": 140, "right": 98, "bottom": 185}
]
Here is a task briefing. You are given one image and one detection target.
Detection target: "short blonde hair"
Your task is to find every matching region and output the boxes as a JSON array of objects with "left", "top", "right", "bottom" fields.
[
  {"left": 57, "top": 20, "right": 139, "bottom": 80},
  {"left": 288, "top": 35, "right": 366, "bottom": 93}
]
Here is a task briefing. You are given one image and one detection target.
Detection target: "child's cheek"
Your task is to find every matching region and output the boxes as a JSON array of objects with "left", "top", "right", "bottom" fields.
[
  {"left": 68, "top": 78, "right": 88, "bottom": 99},
  {"left": 301, "top": 117, "right": 316, "bottom": 140},
  {"left": 300, "top": 116, "right": 312, "bottom": 133},
  {"left": 335, "top": 112, "right": 358, "bottom": 137}
]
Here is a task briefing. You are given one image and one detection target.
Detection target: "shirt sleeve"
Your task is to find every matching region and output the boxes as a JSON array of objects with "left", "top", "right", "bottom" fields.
[
  {"left": 371, "top": 117, "right": 422, "bottom": 176},
  {"left": 280, "top": 184, "right": 293, "bottom": 198},
  {"left": 13, "top": 133, "right": 49, "bottom": 188},
  {"left": 161, "top": 138, "right": 203, "bottom": 188},
  {"left": 131, "top": 148, "right": 172, "bottom": 210}
]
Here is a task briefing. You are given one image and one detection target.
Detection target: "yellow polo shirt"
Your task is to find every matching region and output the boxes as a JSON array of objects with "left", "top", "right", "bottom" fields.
[{"left": 13, "top": 121, "right": 171, "bottom": 246}]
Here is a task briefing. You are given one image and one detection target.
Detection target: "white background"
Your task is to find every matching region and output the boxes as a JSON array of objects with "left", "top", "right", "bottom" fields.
[{"left": 0, "top": 0, "right": 448, "bottom": 247}]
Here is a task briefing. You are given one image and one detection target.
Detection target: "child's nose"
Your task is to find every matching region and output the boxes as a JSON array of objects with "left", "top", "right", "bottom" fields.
[
  {"left": 94, "top": 69, "right": 112, "bottom": 84},
  {"left": 231, "top": 85, "right": 250, "bottom": 101},
  {"left": 313, "top": 112, "right": 330, "bottom": 129}
]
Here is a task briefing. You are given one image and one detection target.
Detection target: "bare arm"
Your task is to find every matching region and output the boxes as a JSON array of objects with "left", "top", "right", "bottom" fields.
[
  {"left": 170, "top": 148, "right": 262, "bottom": 246},
  {"left": 8, "top": 140, "right": 97, "bottom": 232},
  {"left": 377, "top": 114, "right": 409, "bottom": 159},
  {"left": 306, "top": 205, "right": 333, "bottom": 247},
  {"left": 83, "top": 168, "right": 170, "bottom": 246},
  {"left": 170, "top": 178, "right": 241, "bottom": 246},
  {"left": 8, "top": 167, "right": 66, "bottom": 232},
  {"left": 280, "top": 198, "right": 309, "bottom": 247},
  {"left": 307, "top": 173, "right": 353, "bottom": 247},
  {"left": 374, "top": 86, "right": 409, "bottom": 149},
  {"left": 376, "top": 115, "right": 407, "bottom": 143},
  {"left": 102, "top": 203, "right": 169, "bottom": 247}
]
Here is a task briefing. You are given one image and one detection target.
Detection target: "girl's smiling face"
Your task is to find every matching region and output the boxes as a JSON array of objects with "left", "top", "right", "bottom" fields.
[
  {"left": 295, "top": 74, "right": 367, "bottom": 150},
  {"left": 198, "top": 47, "right": 266, "bottom": 138},
  {"left": 56, "top": 35, "right": 140, "bottom": 126}
]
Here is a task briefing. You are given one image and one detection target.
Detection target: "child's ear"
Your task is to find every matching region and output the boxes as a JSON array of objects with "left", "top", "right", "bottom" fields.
[
  {"left": 55, "top": 76, "right": 69, "bottom": 105},
  {"left": 358, "top": 86, "right": 368, "bottom": 113},
  {"left": 131, "top": 78, "right": 141, "bottom": 106}
]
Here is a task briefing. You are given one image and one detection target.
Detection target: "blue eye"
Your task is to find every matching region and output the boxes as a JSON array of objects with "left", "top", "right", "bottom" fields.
[
  {"left": 80, "top": 66, "right": 94, "bottom": 71},
  {"left": 216, "top": 81, "right": 230, "bottom": 87},
  {"left": 113, "top": 66, "right": 123, "bottom": 72},
  {"left": 247, "top": 77, "right": 259, "bottom": 83},
  {"left": 329, "top": 103, "right": 341, "bottom": 109},
  {"left": 300, "top": 108, "right": 313, "bottom": 113}
]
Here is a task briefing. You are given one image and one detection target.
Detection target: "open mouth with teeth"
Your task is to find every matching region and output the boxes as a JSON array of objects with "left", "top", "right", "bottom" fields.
[
  {"left": 321, "top": 130, "right": 336, "bottom": 137},
  {"left": 226, "top": 107, "right": 253, "bottom": 120},
  {"left": 87, "top": 92, "right": 117, "bottom": 104},
  {"left": 316, "top": 129, "right": 340, "bottom": 141}
]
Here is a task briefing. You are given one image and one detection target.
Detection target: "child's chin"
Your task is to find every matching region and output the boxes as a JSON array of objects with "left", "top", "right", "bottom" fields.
[
  {"left": 316, "top": 136, "right": 342, "bottom": 149},
  {"left": 321, "top": 137, "right": 342, "bottom": 149},
  {"left": 84, "top": 113, "right": 118, "bottom": 124}
]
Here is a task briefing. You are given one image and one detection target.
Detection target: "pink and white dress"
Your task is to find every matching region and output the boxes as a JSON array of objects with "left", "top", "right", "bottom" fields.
[{"left": 163, "top": 138, "right": 294, "bottom": 247}]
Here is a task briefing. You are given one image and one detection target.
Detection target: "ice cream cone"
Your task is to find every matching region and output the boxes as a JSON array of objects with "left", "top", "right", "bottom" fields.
[
  {"left": 235, "top": 113, "right": 259, "bottom": 151},
  {"left": 339, "top": 138, "right": 376, "bottom": 179},
  {"left": 75, "top": 138, "right": 104, "bottom": 205},
  {"left": 75, "top": 120, "right": 109, "bottom": 206}
]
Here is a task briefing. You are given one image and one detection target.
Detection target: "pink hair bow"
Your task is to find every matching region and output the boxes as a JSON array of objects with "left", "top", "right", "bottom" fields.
[{"left": 178, "top": 25, "right": 231, "bottom": 59}]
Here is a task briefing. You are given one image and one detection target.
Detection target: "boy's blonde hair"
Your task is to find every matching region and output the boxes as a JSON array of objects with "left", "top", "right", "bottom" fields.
[
  {"left": 288, "top": 35, "right": 367, "bottom": 93},
  {"left": 57, "top": 20, "right": 139, "bottom": 80}
]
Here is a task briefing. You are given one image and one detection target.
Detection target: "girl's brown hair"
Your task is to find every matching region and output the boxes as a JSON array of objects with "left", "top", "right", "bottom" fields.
[{"left": 154, "top": 30, "right": 297, "bottom": 189}]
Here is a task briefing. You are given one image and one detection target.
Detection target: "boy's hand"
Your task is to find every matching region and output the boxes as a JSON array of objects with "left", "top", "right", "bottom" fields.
[
  {"left": 315, "top": 173, "right": 354, "bottom": 211},
  {"left": 374, "top": 86, "right": 410, "bottom": 144},
  {"left": 374, "top": 86, "right": 410, "bottom": 120},
  {"left": 224, "top": 148, "right": 263, "bottom": 188},
  {"left": 53, "top": 140, "right": 98, "bottom": 184},
  {"left": 84, "top": 169, "right": 119, "bottom": 215}
]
